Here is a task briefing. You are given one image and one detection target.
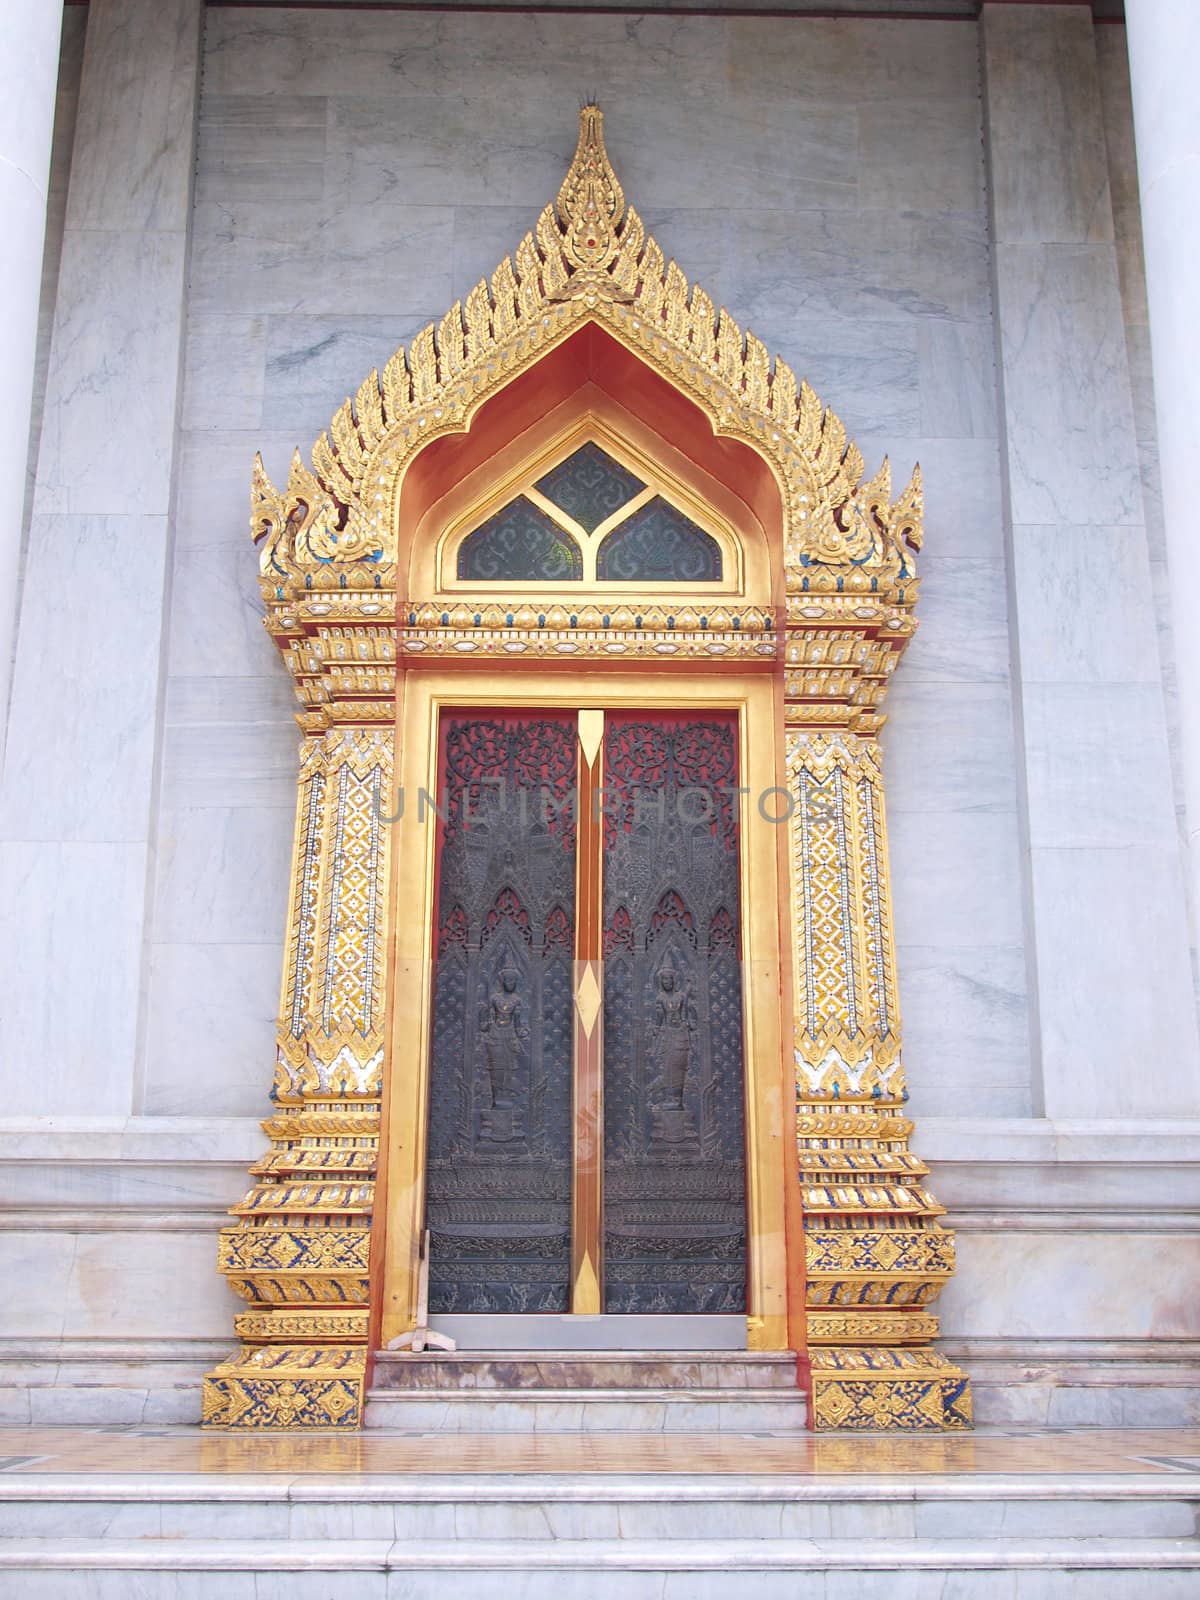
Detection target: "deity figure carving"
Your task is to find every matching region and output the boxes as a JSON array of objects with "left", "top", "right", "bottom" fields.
[
  {"left": 478, "top": 960, "right": 528, "bottom": 1141},
  {"left": 648, "top": 957, "right": 697, "bottom": 1144}
]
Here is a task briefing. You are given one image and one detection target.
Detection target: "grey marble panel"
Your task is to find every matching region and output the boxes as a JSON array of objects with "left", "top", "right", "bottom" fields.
[
  {"left": 143, "top": 941, "right": 281, "bottom": 1118},
  {"left": 0, "top": 841, "right": 147, "bottom": 1116},
  {"left": 859, "top": 96, "right": 985, "bottom": 213},
  {"left": 992, "top": 242, "right": 1142, "bottom": 527},
  {"left": 66, "top": 0, "right": 202, "bottom": 235},
  {"left": 32, "top": 228, "right": 190, "bottom": 517},
  {"left": 767, "top": 316, "right": 921, "bottom": 441},
  {"left": 1112, "top": 212, "right": 1150, "bottom": 327},
  {"left": 165, "top": 673, "right": 299, "bottom": 728},
  {"left": 204, "top": 9, "right": 730, "bottom": 100},
  {"left": 855, "top": 435, "right": 1007, "bottom": 561},
  {"left": 181, "top": 313, "right": 267, "bottom": 433},
  {"left": 1139, "top": 438, "right": 1165, "bottom": 563},
  {"left": 1011, "top": 524, "right": 1160, "bottom": 685},
  {"left": 1150, "top": 560, "right": 1188, "bottom": 842},
  {"left": 326, "top": 95, "right": 572, "bottom": 211},
  {"left": 168, "top": 543, "right": 282, "bottom": 681},
  {"left": 728, "top": 16, "right": 979, "bottom": 103},
  {"left": 893, "top": 557, "right": 1011, "bottom": 685},
  {"left": 0, "top": 515, "right": 168, "bottom": 845},
  {"left": 888, "top": 808, "right": 1025, "bottom": 952},
  {"left": 1095, "top": 24, "right": 1141, "bottom": 219},
  {"left": 261, "top": 314, "right": 435, "bottom": 437},
  {"left": 1030, "top": 844, "right": 1200, "bottom": 1116},
  {"left": 603, "top": 93, "right": 858, "bottom": 214},
  {"left": 159, "top": 719, "right": 299, "bottom": 812},
  {"left": 331, "top": 88, "right": 857, "bottom": 216},
  {"left": 153, "top": 805, "right": 293, "bottom": 945},
  {"left": 172, "top": 428, "right": 307, "bottom": 553},
  {"left": 622, "top": 209, "right": 728, "bottom": 300},
  {"left": 668, "top": 304, "right": 921, "bottom": 442},
  {"left": 189, "top": 199, "right": 454, "bottom": 317},
  {"left": 896, "top": 943, "right": 1032, "bottom": 1118},
  {"left": 449, "top": 205, "right": 543, "bottom": 315},
  {"left": 195, "top": 94, "right": 327, "bottom": 204},
  {"left": 982, "top": 3, "right": 1114, "bottom": 245},
  {"left": 732, "top": 207, "right": 992, "bottom": 331},
  {"left": 1122, "top": 320, "right": 1158, "bottom": 448},
  {"left": 22, "top": 7, "right": 86, "bottom": 540},
  {"left": 916, "top": 321, "right": 999, "bottom": 439},
  {"left": 882, "top": 681, "right": 1018, "bottom": 817},
  {"left": 1022, "top": 681, "right": 1179, "bottom": 850}
]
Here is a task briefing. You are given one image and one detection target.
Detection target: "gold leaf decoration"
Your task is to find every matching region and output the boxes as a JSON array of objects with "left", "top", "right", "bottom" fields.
[{"left": 257, "top": 103, "right": 924, "bottom": 604}]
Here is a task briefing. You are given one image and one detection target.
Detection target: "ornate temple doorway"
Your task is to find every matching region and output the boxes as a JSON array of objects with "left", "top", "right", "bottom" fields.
[
  {"left": 380, "top": 361, "right": 794, "bottom": 1352},
  {"left": 423, "top": 708, "right": 748, "bottom": 1324},
  {"left": 383, "top": 675, "right": 791, "bottom": 1353},
  {"left": 204, "top": 107, "right": 971, "bottom": 1432}
]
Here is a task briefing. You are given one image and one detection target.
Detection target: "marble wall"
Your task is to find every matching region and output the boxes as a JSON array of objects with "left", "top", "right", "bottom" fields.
[
  {"left": 150, "top": 6, "right": 1028, "bottom": 1120},
  {"left": 1095, "top": 26, "right": 1189, "bottom": 937},
  {"left": 981, "top": 3, "right": 1199, "bottom": 1118},
  {"left": 2, "top": 6, "right": 1197, "bottom": 1427}
]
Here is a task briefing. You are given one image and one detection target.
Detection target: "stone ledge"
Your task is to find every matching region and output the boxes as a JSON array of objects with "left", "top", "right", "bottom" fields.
[
  {"left": 2, "top": 1536, "right": 1199, "bottom": 1573},
  {"left": 1, "top": 1115, "right": 1197, "bottom": 1166}
]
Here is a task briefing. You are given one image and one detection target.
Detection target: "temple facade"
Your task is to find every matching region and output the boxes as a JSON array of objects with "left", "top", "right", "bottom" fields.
[{"left": 1, "top": 0, "right": 1198, "bottom": 1439}]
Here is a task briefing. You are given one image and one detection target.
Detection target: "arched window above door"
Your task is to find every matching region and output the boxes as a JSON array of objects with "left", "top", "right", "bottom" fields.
[
  {"left": 457, "top": 498, "right": 584, "bottom": 582},
  {"left": 449, "top": 437, "right": 728, "bottom": 588}
]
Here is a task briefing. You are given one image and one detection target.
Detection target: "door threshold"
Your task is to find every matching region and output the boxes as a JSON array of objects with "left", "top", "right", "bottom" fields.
[{"left": 427, "top": 1314, "right": 748, "bottom": 1351}]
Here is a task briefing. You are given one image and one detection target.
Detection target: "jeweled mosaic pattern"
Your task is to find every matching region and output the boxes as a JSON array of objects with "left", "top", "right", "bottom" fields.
[
  {"left": 787, "top": 732, "right": 900, "bottom": 1093},
  {"left": 203, "top": 730, "right": 393, "bottom": 1429},
  {"left": 458, "top": 497, "right": 583, "bottom": 581},
  {"left": 785, "top": 729, "right": 968, "bottom": 1430},
  {"left": 596, "top": 496, "right": 722, "bottom": 582},
  {"left": 535, "top": 441, "right": 644, "bottom": 530}
]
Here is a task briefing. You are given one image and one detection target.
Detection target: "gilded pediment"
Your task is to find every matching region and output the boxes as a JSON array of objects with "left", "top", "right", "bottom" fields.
[{"left": 252, "top": 106, "right": 922, "bottom": 608}]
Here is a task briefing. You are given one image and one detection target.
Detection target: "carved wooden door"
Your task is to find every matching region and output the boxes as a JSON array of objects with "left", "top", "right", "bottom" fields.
[
  {"left": 425, "top": 709, "right": 747, "bottom": 1317},
  {"left": 425, "top": 714, "right": 578, "bottom": 1313},
  {"left": 601, "top": 714, "right": 747, "bottom": 1313}
]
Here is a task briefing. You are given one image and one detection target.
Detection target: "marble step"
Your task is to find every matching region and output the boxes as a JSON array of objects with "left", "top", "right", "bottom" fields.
[
  {"left": 2, "top": 1474, "right": 1196, "bottom": 1543},
  {"left": 363, "top": 1385, "right": 809, "bottom": 1432},
  {"left": 3, "top": 1536, "right": 1200, "bottom": 1599},
  {"left": 371, "top": 1348, "right": 799, "bottom": 1391}
]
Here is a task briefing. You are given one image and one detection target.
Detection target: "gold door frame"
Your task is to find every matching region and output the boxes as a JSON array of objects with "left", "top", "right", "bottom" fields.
[
  {"left": 202, "top": 105, "right": 972, "bottom": 1432},
  {"left": 381, "top": 672, "right": 792, "bottom": 1351}
]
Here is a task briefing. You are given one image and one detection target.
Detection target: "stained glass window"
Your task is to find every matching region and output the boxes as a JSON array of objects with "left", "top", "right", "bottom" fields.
[
  {"left": 596, "top": 497, "right": 722, "bottom": 582},
  {"left": 535, "top": 442, "right": 644, "bottom": 531},
  {"left": 457, "top": 497, "right": 583, "bottom": 581}
]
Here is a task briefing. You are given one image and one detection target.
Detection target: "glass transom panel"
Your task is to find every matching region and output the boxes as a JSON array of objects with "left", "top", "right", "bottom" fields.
[
  {"left": 457, "top": 496, "right": 584, "bottom": 582},
  {"left": 596, "top": 497, "right": 723, "bottom": 582},
  {"left": 534, "top": 442, "right": 645, "bottom": 531}
]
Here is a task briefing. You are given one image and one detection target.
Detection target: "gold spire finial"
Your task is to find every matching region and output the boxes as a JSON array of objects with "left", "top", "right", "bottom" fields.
[{"left": 556, "top": 104, "right": 624, "bottom": 273}]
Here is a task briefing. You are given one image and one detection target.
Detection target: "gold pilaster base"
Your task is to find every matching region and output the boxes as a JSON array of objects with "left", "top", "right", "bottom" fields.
[
  {"left": 809, "top": 1349, "right": 972, "bottom": 1431},
  {"left": 799, "top": 1097, "right": 973, "bottom": 1431},
  {"left": 202, "top": 1096, "right": 379, "bottom": 1430},
  {"left": 201, "top": 1345, "right": 366, "bottom": 1429}
]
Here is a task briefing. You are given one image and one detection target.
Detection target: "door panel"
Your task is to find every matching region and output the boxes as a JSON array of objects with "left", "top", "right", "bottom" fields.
[
  {"left": 425, "top": 714, "right": 578, "bottom": 1313},
  {"left": 601, "top": 714, "right": 748, "bottom": 1313}
]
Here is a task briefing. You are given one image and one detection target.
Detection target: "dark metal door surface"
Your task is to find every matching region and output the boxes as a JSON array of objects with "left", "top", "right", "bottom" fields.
[
  {"left": 425, "top": 714, "right": 578, "bottom": 1313},
  {"left": 600, "top": 714, "right": 748, "bottom": 1313}
]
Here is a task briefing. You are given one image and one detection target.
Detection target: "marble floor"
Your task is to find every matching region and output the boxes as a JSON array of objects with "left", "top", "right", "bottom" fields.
[{"left": 1, "top": 1424, "right": 1198, "bottom": 1479}]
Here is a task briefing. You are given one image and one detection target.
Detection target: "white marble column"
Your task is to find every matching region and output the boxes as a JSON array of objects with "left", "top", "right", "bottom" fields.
[
  {"left": 0, "top": 0, "right": 203, "bottom": 1115},
  {"left": 981, "top": 3, "right": 1200, "bottom": 1116},
  {"left": 1124, "top": 2, "right": 1200, "bottom": 942},
  {"left": 0, "top": 0, "right": 64, "bottom": 742}
]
